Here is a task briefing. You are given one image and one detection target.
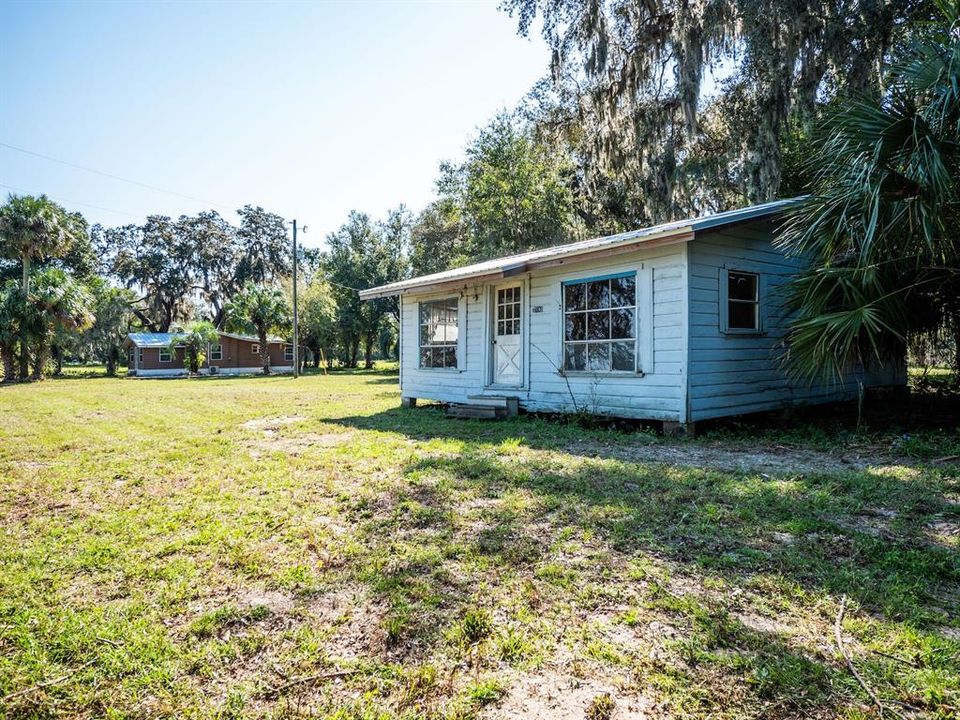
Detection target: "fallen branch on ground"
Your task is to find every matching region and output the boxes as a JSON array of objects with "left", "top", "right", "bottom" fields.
[
  {"left": 263, "top": 669, "right": 360, "bottom": 698},
  {"left": 868, "top": 648, "right": 919, "bottom": 669},
  {"left": 1, "top": 660, "right": 95, "bottom": 704},
  {"left": 834, "top": 595, "right": 905, "bottom": 719}
]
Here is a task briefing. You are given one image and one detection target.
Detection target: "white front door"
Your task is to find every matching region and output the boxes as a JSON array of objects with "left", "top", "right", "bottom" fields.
[{"left": 493, "top": 285, "right": 522, "bottom": 386}]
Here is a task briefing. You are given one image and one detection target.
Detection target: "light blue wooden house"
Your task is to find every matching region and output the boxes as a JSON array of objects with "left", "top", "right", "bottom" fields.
[{"left": 360, "top": 200, "right": 904, "bottom": 431}]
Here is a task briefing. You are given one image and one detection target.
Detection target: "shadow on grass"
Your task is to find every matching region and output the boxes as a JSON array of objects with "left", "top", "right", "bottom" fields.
[{"left": 329, "top": 401, "right": 960, "bottom": 714}]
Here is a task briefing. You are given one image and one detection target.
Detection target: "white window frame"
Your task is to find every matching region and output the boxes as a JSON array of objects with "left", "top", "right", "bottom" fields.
[
  {"left": 138, "top": 348, "right": 144, "bottom": 365},
  {"left": 210, "top": 344, "right": 222, "bottom": 361},
  {"left": 159, "top": 347, "right": 172, "bottom": 363},
  {"left": 720, "top": 268, "right": 763, "bottom": 335},
  {"left": 284, "top": 344, "right": 294, "bottom": 362},
  {"left": 561, "top": 271, "right": 639, "bottom": 375},
  {"left": 251, "top": 343, "right": 260, "bottom": 355},
  {"left": 418, "top": 296, "right": 461, "bottom": 370}
]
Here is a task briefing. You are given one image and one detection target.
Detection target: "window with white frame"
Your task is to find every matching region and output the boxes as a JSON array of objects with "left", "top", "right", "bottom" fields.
[
  {"left": 722, "top": 270, "right": 761, "bottom": 333},
  {"left": 419, "top": 298, "right": 459, "bottom": 368},
  {"left": 210, "top": 344, "right": 222, "bottom": 361},
  {"left": 563, "top": 273, "right": 637, "bottom": 372},
  {"left": 496, "top": 286, "right": 521, "bottom": 336},
  {"left": 138, "top": 349, "right": 144, "bottom": 365},
  {"left": 128, "top": 349, "right": 134, "bottom": 364},
  {"left": 159, "top": 347, "right": 172, "bottom": 363},
  {"left": 251, "top": 343, "right": 260, "bottom": 354},
  {"left": 284, "top": 344, "right": 294, "bottom": 361}
]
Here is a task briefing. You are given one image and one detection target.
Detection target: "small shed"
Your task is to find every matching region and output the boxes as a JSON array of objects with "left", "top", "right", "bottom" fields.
[
  {"left": 125, "top": 331, "right": 297, "bottom": 377},
  {"left": 359, "top": 199, "right": 904, "bottom": 430}
]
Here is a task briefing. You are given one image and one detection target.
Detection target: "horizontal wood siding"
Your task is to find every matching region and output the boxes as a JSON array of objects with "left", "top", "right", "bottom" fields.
[
  {"left": 686, "top": 221, "right": 900, "bottom": 421},
  {"left": 400, "top": 245, "right": 686, "bottom": 420},
  {"left": 400, "top": 289, "right": 484, "bottom": 405}
]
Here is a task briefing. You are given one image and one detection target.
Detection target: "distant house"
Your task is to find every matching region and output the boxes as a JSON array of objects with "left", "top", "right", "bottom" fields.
[
  {"left": 359, "top": 199, "right": 905, "bottom": 431},
  {"left": 125, "top": 331, "right": 297, "bottom": 377}
]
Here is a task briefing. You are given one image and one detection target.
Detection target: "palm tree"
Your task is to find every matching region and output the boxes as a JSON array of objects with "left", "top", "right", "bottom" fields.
[
  {"left": 0, "top": 281, "right": 23, "bottom": 383},
  {"left": 22, "top": 268, "right": 93, "bottom": 380},
  {"left": 777, "top": 2, "right": 960, "bottom": 381},
  {"left": 224, "top": 283, "right": 291, "bottom": 375},
  {"left": 0, "top": 194, "right": 86, "bottom": 295},
  {"left": 174, "top": 321, "right": 220, "bottom": 374}
]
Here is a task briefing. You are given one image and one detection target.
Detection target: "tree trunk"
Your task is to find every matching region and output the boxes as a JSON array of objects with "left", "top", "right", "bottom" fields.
[
  {"left": 260, "top": 331, "right": 270, "bottom": 375},
  {"left": 22, "top": 254, "right": 31, "bottom": 295},
  {"left": 53, "top": 345, "right": 63, "bottom": 376},
  {"left": 18, "top": 341, "right": 28, "bottom": 379},
  {"left": 953, "top": 323, "right": 960, "bottom": 376},
  {"left": 106, "top": 352, "right": 117, "bottom": 377},
  {"left": 31, "top": 342, "right": 48, "bottom": 380},
  {"left": 1, "top": 344, "right": 13, "bottom": 383},
  {"left": 364, "top": 333, "right": 374, "bottom": 369}
]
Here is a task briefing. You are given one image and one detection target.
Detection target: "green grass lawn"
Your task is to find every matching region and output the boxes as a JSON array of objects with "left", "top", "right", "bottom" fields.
[{"left": 1, "top": 369, "right": 958, "bottom": 719}]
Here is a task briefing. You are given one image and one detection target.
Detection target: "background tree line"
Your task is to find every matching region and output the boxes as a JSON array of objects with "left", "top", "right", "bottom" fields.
[
  {"left": 3, "top": 1, "right": 957, "bottom": 382},
  {"left": 0, "top": 195, "right": 412, "bottom": 380}
]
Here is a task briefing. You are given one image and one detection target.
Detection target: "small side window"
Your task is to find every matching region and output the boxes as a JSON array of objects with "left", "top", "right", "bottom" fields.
[
  {"left": 159, "top": 348, "right": 172, "bottom": 363},
  {"left": 284, "top": 345, "right": 294, "bottom": 362},
  {"left": 251, "top": 343, "right": 260, "bottom": 354},
  {"left": 210, "top": 344, "right": 222, "bottom": 361},
  {"left": 721, "top": 269, "right": 761, "bottom": 333}
]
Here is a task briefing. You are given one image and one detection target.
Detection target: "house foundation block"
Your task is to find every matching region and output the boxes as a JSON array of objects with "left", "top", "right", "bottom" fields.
[
  {"left": 663, "top": 421, "right": 696, "bottom": 437},
  {"left": 401, "top": 397, "right": 417, "bottom": 409}
]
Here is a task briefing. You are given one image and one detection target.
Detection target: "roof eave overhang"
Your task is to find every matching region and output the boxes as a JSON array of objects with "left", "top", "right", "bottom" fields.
[{"left": 359, "top": 226, "right": 695, "bottom": 300}]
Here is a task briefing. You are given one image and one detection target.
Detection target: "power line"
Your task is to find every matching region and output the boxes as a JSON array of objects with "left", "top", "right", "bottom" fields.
[
  {"left": 0, "top": 181, "right": 140, "bottom": 219},
  {"left": 0, "top": 141, "right": 230, "bottom": 210}
]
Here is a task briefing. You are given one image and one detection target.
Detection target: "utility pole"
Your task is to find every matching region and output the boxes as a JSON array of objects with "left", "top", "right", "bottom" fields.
[{"left": 292, "top": 219, "right": 299, "bottom": 378}]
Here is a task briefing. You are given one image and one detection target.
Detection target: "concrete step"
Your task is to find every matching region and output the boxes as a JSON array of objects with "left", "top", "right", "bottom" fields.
[{"left": 466, "top": 394, "right": 509, "bottom": 408}]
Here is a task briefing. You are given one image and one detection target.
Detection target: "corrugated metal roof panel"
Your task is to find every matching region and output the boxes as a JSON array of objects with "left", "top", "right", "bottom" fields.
[
  {"left": 126, "top": 331, "right": 289, "bottom": 347},
  {"left": 359, "top": 198, "right": 800, "bottom": 299},
  {"left": 126, "top": 332, "right": 184, "bottom": 348}
]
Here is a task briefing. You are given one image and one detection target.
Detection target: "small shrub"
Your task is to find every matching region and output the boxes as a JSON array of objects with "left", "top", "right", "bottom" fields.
[
  {"left": 459, "top": 608, "right": 493, "bottom": 646},
  {"left": 498, "top": 627, "right": 531, "bottom": 662},
  {"left": 384, "top": 611, "right": 409, "bottom": 647},
  {"left": 585, "top": 692, "right": 615, "bottom": 720},
  {"left": 467, "top": 677, "right": 506, "bottom": 706}
]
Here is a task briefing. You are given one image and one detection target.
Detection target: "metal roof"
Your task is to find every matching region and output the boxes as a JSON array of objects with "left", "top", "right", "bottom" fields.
[
  {"left": 126, "top": 331, "right": 288, "bottom": 347},
  {"left": 359, "top": 198, "right": 801, "bottom": 299},
  {"left": 126, "top": 332, "right": 184, "bottom": 348}
]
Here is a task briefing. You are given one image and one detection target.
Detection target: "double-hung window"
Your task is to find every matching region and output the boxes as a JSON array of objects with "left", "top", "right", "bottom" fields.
[
  {"left": 563, "top": 273, "right": 637, "bottom": 372},
  {"left": 284, "top": 345, "right": 294, "bottom": 362},
  {"left": 721, "top": 270, "right": 761, "bottom": 333},
  {"left": 159, "top": 348, "right": 172, "bottom": 363},
  {"left": 251, "top": 343, "right": 260, "bottom": 355},
  {"left": 210, "top": 344, "right": 222, "bottom": 361},
  {"left": 419, "top": 298, "right": 459, "bottom": 369}
]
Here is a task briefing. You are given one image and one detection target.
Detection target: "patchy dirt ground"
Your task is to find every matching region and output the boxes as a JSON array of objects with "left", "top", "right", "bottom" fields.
[
  {"left": 3, "top": 372, "right": 958, "bottom": 719},
  {"left": 482, "top": 668, "right": 654, "bottom": 720},
  {"left": 564, "top": 437, "right": 924, "bottom": 475}
]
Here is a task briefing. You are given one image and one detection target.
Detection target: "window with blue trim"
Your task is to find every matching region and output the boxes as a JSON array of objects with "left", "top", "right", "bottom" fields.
[{"left": 563, "top": 273, "right": 636, "bottom": 372}]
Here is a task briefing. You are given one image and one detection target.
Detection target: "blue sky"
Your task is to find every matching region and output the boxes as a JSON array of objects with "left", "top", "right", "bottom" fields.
[{"left": 0, "top": 0, "right": 548, "bottom": 246}]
